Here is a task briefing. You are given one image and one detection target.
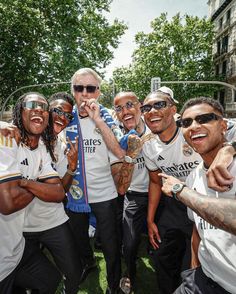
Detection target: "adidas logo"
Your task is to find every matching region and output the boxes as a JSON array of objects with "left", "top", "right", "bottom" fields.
[
  {"left": 20, "top": 158, "right": 29, "bottom": 166},
  {"left": 157, "top": 155, "right": 164, "bottom": 161}
]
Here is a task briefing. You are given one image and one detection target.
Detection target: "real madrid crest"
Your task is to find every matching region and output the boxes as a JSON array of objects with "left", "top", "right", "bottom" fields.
[
  {"left": 182, "top": 143, "right": 193, "bottom": 157},
  {"left": 69, "top": 179, "right": 84, "bottom": 200}
]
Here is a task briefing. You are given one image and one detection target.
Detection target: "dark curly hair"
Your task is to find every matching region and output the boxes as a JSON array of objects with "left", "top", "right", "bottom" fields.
[{"left": 12, "top": 92, "right": 56, "bottom": 162}]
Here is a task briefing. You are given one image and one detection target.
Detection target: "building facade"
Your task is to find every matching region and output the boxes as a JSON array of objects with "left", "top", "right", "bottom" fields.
[{"left": 209, "top": 0, "right": 236, "bottom": 117}]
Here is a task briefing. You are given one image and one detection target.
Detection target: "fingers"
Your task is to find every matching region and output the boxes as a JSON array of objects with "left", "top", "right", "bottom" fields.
[
  {"left": 149, "top": 235, "right": 159, "bottom": 250},
  {"left": 66, "top": 137, "right": 79, "bottom": 172},
  {"left": 206, "top": 169, "right": 234, "bottom": 192}
]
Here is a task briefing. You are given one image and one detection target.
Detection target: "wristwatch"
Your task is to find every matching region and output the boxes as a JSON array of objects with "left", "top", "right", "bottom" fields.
[
  {"left": 124, "top": 155, "right": 136, "bottom": 164},
  {"left": 171, "top": 183, "right": 186, "bottom": 201}
]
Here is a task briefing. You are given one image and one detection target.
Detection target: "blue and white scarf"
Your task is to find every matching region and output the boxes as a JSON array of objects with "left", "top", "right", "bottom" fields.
[{"left": 66, "top": 104, "right": 125, "bottom": 213}]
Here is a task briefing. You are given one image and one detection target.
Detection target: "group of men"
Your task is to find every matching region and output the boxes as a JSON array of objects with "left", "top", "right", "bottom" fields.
[{"left": 0, "top": 67, "right": 236, "bottom": 294}]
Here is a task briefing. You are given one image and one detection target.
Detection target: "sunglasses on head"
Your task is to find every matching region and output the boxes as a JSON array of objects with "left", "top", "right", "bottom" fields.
[
  {"left": 140, "top": 101, "right": 172, "bottom": 113},
  {"left": 22, "top": 101, "right": 49, "bottom": 111},
  {"left": 73, "top": 84, "right": 99, "bottom": 93},
  {"left": 180, "top": 112, "right": 222, "bottom": 128},
  {"left": 113, "top": 101, "right": 139, "bottom": 113},
  {"left": 52, "top": 108, "right": 74, "bottom": 122}
]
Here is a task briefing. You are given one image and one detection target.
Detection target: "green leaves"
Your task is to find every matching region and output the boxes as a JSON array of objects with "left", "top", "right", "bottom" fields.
[
  {"left": 113, "top": 13, "right": 216, "bottom": 106},
  {"left": 0, "top": 0, "right": 127, "bottom": 108}
]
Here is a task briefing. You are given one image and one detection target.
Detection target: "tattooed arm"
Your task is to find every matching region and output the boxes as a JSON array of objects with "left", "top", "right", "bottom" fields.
[
  {"left": 111, "top": 134, "right": 143, "bottom": 195},
  {"left": 159, "top": 173, "right": 236, "bottom": 235}
]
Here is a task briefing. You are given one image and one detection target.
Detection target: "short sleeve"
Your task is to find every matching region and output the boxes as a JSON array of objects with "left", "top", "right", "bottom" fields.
[
  {"left": 38, "top": 146, "right": 59, "bottom": 181},
  {"left": 142, "top": 145, "right": 159, "bottom": 171},
  {"left": 0, "top": 135, "right": 21, "bottom": 183}
]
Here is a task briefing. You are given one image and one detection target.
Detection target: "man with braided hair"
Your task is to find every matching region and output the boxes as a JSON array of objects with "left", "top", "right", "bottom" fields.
[{"left": 0, "top": 92, "right": 64, "bottom": 293}]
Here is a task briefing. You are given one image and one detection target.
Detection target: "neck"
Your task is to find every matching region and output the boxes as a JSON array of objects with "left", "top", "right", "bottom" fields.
[
  {"left": 135, "top": 119, "right": 145, "bottom": 135},
  {"left": 25, "top": 135, "right": 40, "bottom": 149},
  {"left": 202, "top": 141, "right": 225, "bottom": 168},
  {"left": 159, "top": 120, "right": 178, "bottom": 143}
]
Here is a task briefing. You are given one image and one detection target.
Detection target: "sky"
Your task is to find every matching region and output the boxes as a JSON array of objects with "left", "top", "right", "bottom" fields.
[{"left": 104, "top": 0, "right": 209, "bottom": 79}]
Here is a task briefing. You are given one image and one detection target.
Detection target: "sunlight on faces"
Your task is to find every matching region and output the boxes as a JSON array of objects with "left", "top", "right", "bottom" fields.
[
  {"left": 181, "top": 104, "right": 227, "bottom": 159},
  {"left": 73, "top": 74, "right": 100, "bottom": 109},
  {"left": 22, "top": 94, "right": 49, "bottom": 136},
  {"left": 50, "top": 99, "right": 73, "bottom": 135},
  {"left": 143, "top": 93, "right": 176, "bottom": 135},
  {"left": 113, "top": 92, "right": 141, "bottom": 131}
]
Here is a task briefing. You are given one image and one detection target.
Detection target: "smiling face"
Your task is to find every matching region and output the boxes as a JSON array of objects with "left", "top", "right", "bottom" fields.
[
  {"left": 72, "top": 73, "right": 100, "bottom": 112},
  {"left": 181, "top": 103, "right": 227, "bottom": 164},
  {"left": 50, "top": 99, "right": 73, "bottom": 135},
  {"left": 143, "top": 93, "right": 177, "bottom": 136},
  {"left": 21, "top": 94, "right": 49, "bottom": 137},
  {"left": 113, "top": 92, "right": 141, "bottom": 131}
]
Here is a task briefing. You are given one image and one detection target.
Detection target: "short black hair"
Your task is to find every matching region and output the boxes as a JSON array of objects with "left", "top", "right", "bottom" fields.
[
  {"left": 49, "top": 92, "right": 74, "bottom": 107},
  {"left": 180, "top": 97, "right": 224, "bottom": 117}
]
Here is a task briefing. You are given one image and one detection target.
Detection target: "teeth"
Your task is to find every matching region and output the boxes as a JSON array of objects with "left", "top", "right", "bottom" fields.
[
  {"left": 124, "top": 115, "right": 133, "bottom": 121},
  {"left": 31, "top": 116, "right": 43, "bottom": 122},
  {"left": 191, "top": 133, "right": 206, "bottom": 139},
  {"left": 55, "top": 120, "right": 63, "bottom": 126},
  {"left": 150, "top": 117, "right": 161, "bottom": 122}
]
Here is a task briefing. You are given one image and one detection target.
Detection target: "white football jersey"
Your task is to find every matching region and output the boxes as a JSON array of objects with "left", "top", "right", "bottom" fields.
[{"left": 187, "top": 161, "right": 236, "bottom": 294}]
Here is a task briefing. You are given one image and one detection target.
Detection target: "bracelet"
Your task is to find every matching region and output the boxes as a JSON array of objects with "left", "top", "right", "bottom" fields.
[{"left": 66, "top": 168, "right": 77, "bottom": 176}]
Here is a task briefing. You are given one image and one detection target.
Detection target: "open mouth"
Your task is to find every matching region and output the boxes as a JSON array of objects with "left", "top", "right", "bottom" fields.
[
  {"left": 30, "top": 116, "right": 43, "bottom": 125},
  {"left": 54, "top": 120, "right": 64, "bottom": 126},
  {"left": 150, "top": 117, "right": 161, "bottom": 122},
  {"left": 123, "top": 115, "right": 133, "bottom": 121},
  {"left": 191, "top": 133, "right": 207, "bottom": 142}
]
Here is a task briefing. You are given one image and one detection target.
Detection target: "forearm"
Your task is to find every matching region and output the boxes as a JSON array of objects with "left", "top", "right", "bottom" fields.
[
  {"left": 147, "top": 187, "right": 161, "bottom": 224},
  {"left": 178, "top": 187, "right": 236, "bottom": 235},
  {"left": 116, "top": 162, "right": 135, "bottom": 195},
  {"left": 20, "top": 179, "right": 65, "bottom": 203},
  {"left": 0, "top": 185, "right": 34, "bottom": 215},
  {"left": 61, "top": 175, "right": 74, "bottom": 192},
  {"left": 95, "top": 118, "right": 125, "bottom": 159}
]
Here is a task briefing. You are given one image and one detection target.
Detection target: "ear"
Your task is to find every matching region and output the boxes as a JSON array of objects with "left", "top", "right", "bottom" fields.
[
  {"left": 95, "top": 89, "right": 101, "bottom": 100},
  {"left": 221, "top": 119, "right": 227, "bottom": 135},
  {"left": 170, "top": 105, "right": 177, "bottom": 116}
]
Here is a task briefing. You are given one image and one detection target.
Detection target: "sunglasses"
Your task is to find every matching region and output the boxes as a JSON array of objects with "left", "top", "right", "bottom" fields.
[
  {"left": 52, "top": 108, "right": 74, "bottom": 122},
  {"left": 180, "top": 112, "right": 222, "bottom": 128},
  {"left": 22, "top": 101, "right": 49, "bottom": 111},
  {"left": 140, "top": 101, "right": 172, "bottom": 113},
  {"left": 73, "top": 84, "right": 99, "bottom": 93},
  {"left": 113, "top": 101, "right": 139, "bottom": 113}
]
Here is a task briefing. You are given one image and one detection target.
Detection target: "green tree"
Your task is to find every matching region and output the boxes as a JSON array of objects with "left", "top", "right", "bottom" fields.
[
  {"left": 113, "top": 13, "right": 216, "bottom": 105},
  {"left": 0, "top": 0, "right": 127, "bottom": 108}
]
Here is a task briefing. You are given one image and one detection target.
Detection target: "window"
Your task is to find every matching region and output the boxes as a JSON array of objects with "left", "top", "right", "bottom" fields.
[
  {"left": 222, "top": 60, "right": 227, "bottom": 75},
  {"left": 221, "top": 35, "right": 228, "bottom": 53},
  {"left": 219, "top": 17, "right": 223, "bottom": 29},
  {"left": 226, "top": 9, "right": 231, "bottom": 24},
  {"left": 217, "top": 40, "right": 221, "bottom": 55}
]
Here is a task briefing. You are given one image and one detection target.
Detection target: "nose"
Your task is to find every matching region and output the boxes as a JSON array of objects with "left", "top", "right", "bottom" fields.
[
  {"left": 189, "top": 119, "right": 201, "bottom": 129},
  {"left": 34, "top": 106, "right": 44, "bottom": 112},
  {"left": 121, "top": 105, "right": 129, "bottom": 114},
  {"left": 82, "top": 87, "right": 88, "bottom": 96},
  {"left": 149, "top": 106, "right": 159, "bottom": 113}
]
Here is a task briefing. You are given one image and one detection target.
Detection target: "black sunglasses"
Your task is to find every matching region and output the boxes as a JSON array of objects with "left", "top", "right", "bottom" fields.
[
  {"left": 113, "top": 101, "right": 139, "bottom": 113},
  {"left": 52, "top": 108, "right": 74, "bottom": 122},
  {"left": 22, "top": 101, "right": 49, "bottom": 111},
  {"left": 140, "top": 101, "right": 172, "bottom": 113},
  {"left": 180, "top": 112, "right": 222, "bottom": 128},
  {"left": 73, "top": 84, "right": 99, "bottom": 93}
]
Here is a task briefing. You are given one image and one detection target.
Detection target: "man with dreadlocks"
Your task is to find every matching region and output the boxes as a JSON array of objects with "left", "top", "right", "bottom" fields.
[{"left": 0, "top": 92, "right": 64, "bottom": 293}]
